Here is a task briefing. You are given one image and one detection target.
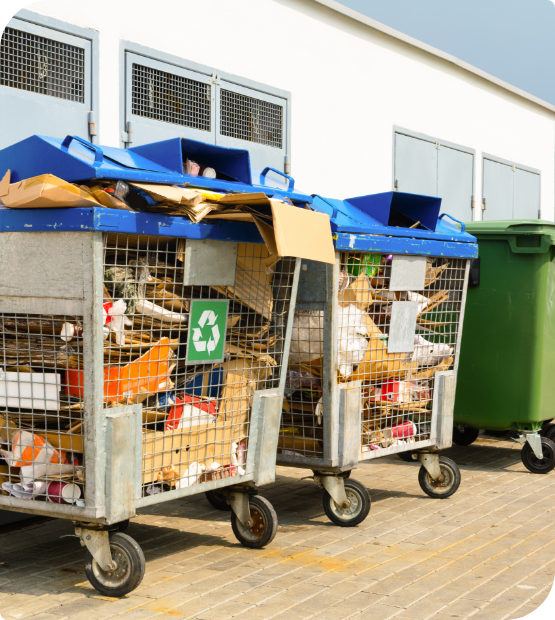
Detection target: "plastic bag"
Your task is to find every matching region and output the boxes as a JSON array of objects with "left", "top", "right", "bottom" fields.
[
  {"left": 412, "top": 336, "right": 453, "bottom": 367},
  {"left": 288, "top": 311, "right": 324, "bottom": 364},
  {"left": 284, "top": 369, "right": 321, "bottom": 399},
  {"left": 338, "top": 305, "right": 368, "bottom": 376},
  {"left": 289, "top": 306, "right": 369, "bottom": 376}
]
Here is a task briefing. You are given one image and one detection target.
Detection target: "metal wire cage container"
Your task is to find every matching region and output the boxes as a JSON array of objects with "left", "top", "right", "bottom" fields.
[
  {"left": 277, "top": 248, "right": 471, "bottom": 527},
  {"left": 0, "top": 228, "right": 300, "bottom": 595}
]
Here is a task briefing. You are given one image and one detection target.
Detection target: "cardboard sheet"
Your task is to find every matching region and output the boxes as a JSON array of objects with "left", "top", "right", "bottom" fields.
[
  {"left": 269, "top": 201, "right": 335, "bottom": 265},
  {"left": 129, "top": 183, "right": 204, "bottom": 207},
  {"left": 0, "top": 171, "right": 100, "bottom": 209}
]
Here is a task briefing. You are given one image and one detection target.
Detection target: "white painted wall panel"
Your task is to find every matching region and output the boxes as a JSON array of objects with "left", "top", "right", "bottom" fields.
[{"left": 22, "top": 0, "right": 555, "bottom": 219}]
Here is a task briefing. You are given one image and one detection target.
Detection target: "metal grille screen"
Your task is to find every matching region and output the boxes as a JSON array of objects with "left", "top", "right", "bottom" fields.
[
  {"left": 0, "top": 27, "right": 85, "bottom": 103},
  {"left": 132, "top": 63, "right": 211, "bottom": 131},
  {"left": 220, "top": 89, "right": 283, "bottom": 148}
]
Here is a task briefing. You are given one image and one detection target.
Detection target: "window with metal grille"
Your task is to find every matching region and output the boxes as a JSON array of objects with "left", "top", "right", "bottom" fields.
[
  {"left": 220, "top": 89, "right": 283, "bottom": 148},
  {"left": 131, "top": 63, "right": 211, "bottom": 131},
  {"left": 0, "top": 27, "right": 85, "bottom": 103}
]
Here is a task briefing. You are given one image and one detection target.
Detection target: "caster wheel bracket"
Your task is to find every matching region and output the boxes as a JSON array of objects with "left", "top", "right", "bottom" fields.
[
  {"left": 227, "top": 492, "right": 253, "bottom": 529},
  {"left": 417, "top": 453, "right": 443, "bottom": 482},
  {"left": 76, "top": 527, "right": 115, "bottom": 572},
  {"left": 525, "top": 433, "right": 544, "bottom": 460},
  {"left": 315, "top": 475, "right": 350, "bottom": 509}
]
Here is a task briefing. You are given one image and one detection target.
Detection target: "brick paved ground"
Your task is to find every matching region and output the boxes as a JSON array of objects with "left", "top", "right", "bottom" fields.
[{"left": 0, "top": 434, "right": 553, "bottom": 620}]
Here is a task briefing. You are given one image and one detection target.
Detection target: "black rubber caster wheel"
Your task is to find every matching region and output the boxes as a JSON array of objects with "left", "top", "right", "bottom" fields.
[
  {"left": 117, "top": 520, "right": 130, "bottom": 532},
  {"left": 231, "top": 496, "right": 278, "bottom": 549},
  {"left": 452, "top": 426, "right": 479, "bottom": 446},
  {"left": 84, "top": 532, "right": 145, "bottom": 597},
  {"left": 418, "top": 456, "right": 461, "bottom": 499},
  {"left": 521, "top": 438, "right": 555, "bottom": 474},
  {"left": 541, "top": 424, "right": 555, "bottom": 443},
  {"left": 205, "top": 490, "right": 231, "bottom": 511},
  {"left": 398, "top": 451, "right": 415, "bottom": 462},
  {"left": 322, "top": 479, "right": 371, "bottom": 527}
]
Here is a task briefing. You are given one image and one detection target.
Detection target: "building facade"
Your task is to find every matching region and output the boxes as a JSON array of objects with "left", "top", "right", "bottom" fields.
[{"left": 1, "top": 0, "right": 554, "bottom": 221}]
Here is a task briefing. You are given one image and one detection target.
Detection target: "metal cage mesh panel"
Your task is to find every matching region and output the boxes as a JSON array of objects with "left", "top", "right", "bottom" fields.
[
  {"left": 131, "top": 63, "right": 211, "bottom": 131},
  {"left": 280, "top": 254, "right": 467, "bottom": 460},
  {"left": 0, "top": 313, "right": 85, "bottom": 505},
  {"left": 220, "top": 89, "right": 283, "bottom": 148},
  {"left": 102, "top": 235, "right": 294, "bottom": 496},
  {"left": 0, "top": 27, "right": 85, "bottom": 102}
]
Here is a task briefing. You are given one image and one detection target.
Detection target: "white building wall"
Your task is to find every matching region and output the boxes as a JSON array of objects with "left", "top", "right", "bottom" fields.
[{"left": 16, "top": 0, "right": 555, "bottom": 219}]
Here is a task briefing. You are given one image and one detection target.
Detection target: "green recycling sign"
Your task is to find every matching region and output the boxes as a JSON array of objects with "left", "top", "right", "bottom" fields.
[{"left": 186, "top": 299, "right": 229, "bottom": 364}]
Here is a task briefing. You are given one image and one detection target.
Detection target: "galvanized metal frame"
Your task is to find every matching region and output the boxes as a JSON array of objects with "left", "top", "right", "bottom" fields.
[
  {"left": 12, "top": 9, "right": 100, "bottom": 143},
  {"left": 277, "top": 244, "right": 471, "bottom": 473},
  {"left": 0, "top": 229, "right": 300, "bottom": 523}
]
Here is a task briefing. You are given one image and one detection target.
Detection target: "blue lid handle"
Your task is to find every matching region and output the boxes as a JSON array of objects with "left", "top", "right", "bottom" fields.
[
  {"left": 260, "top": 166, "right": 295, "bottom": 191},
  {"left": 61, "top": 135, "right": 104, "bottom": 168},
  {"left": 438, "top": 212, "right": 466, "bottom": 232}
]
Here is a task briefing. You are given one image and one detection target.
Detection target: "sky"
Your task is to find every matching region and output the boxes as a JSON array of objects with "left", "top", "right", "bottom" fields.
[{"left": 335, "top": 0, "right": 555, "bottom": 106}]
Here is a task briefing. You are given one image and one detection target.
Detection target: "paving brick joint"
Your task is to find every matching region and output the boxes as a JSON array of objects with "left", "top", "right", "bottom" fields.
[{"left": 0, "top": 435, "right": 553, "bottom": 620}]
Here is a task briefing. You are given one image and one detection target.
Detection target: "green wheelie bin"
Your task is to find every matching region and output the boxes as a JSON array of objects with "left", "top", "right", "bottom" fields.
[{"left": 453, "top": 220, "right": 555, "bottom": 474}]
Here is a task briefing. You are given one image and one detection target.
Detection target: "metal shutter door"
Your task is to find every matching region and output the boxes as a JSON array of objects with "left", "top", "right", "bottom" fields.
[
  {"left": 514, "top": 168, "right": 540, "bottom": 219},
  {"left": 124, "top": 53, "right": 215, "bottom": 147},
  {"left": 217, "top": 80, "right": 287, "bottom": 177},
  {"left": 394, "top": 133, "right": 437, "bottom": 196},
  {"left": 482, "top": 158, "right": 513, "bottom": 220},
  {"left": 438, "top": 146, "right": 474, "bottom": 221},
  {"left": 0, "top": 19, "right": 92, "bottom": 149}
]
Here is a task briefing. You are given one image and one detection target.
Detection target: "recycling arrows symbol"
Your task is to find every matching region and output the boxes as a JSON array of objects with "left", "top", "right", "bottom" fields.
[{"left": 192, "top": 310, "right": 220, "bottom": 356}]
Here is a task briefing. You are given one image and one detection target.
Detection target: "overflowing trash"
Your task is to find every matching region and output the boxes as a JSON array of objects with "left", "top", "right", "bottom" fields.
[{"left": 283, "top": 252, "right": 463, "bottom": 456}]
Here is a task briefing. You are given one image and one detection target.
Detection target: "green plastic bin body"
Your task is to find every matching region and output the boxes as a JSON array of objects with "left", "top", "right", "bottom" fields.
[{"left": 454, "top": 221, "right": 555, "bottom": 432}]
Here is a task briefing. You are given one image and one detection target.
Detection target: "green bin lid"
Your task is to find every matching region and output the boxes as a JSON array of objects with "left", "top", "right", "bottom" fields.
[
  {"left": 465, "top": 220, "right": 555, "bottom": 236},
  {"left": 465, "top": 220, "right": 555, "bottom": 253}
]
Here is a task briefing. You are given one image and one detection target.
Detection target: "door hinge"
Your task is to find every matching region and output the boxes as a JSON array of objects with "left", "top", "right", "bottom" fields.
[
  {"left": 394, "top": 179, "right": 399, "bottom": 191},
  {"left": 210, "top": 72, "right": 221, "bottom": 86},
  {"left": 435, "top": 142, "right": 440, "bottom": 150},
  {"left": 471, "top": 194, "right": 475, "bottom": 209},
  {"left": 284, "top": 155, "right": 290, "bottom": 175},
  {"left": 88, "top": 111, "right": 97, "bottom": 137},
  {"left": 121, "top": 121, "right": 133, "bottom": 145},
  {"left": 482, "top": 197, "right": 487, "bottom": 211}
]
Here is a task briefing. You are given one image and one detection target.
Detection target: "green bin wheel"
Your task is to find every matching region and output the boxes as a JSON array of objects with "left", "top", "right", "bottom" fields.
[
  {"left": 84, "top": 532, "right": 145, "bottom": 598},
  {"left": 452, "top": 426, "right": 479, "bottom": 447},
  {"left": 322, "top": 479, "right": 371, "bottom": 527},
  {"left": 205, "top": 490, "right": 232, "bottom": 511},
  {"left": 521, "top": 438, "right": 555, "bottom": 474},
  {"left": 541, "top": 424, "right": 555, "bottom": 443},
  {"left": 418, "top": 456, "right": 461, "bottom": 499}
]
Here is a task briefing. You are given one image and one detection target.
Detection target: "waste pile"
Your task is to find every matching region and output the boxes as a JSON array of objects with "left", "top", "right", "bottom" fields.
[{"left": 282, "top": 252, "right": 460, "bottom": 455}]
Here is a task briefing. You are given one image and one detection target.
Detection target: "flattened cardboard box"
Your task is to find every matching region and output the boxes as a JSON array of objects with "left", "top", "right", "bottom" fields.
[
  {"left": 0, "top": 170, "right": 99, "bottom": 209},
  {"left": 142, "top": 421, "right": 248, "bottom": 484}
]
